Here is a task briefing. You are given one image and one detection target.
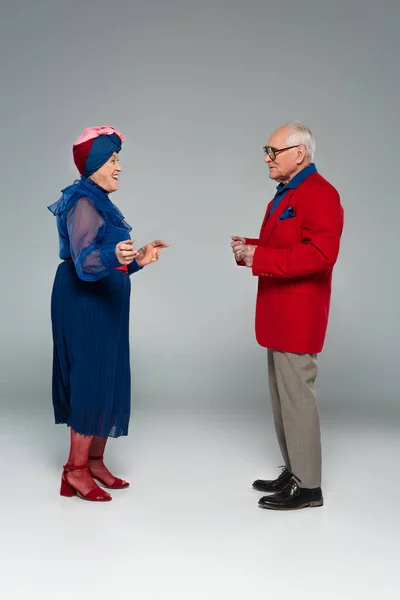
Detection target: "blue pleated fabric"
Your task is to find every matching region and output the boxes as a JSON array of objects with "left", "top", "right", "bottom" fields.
[{"left": 48, "top": 177, "right": 142, "bottom": 438}]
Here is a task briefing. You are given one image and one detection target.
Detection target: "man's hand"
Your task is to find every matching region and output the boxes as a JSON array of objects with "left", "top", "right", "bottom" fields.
[
  {"left": 231, "top": 238, "right": 257, "bottom": 267},
  {"left": 231, "top": 236, "right": 246, "bottom": 261},
  {"left": 115, "top": 239, "right": 138, "bottom": 265},
  {"left": 241, "top": 245, "right": 257, "bottom": 267},
  {"left": 136, "top": 240, "right": 169, "bottom": 267}
]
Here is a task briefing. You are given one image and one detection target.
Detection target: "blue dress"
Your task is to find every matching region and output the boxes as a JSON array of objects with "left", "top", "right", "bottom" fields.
[{"left": 48, "top": 177, "right": 142, "bottom": 438}]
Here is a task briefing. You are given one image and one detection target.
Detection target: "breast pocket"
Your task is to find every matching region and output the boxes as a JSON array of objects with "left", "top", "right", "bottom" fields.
[{"left": 273, "top": 217, "right": 302, "bottom": 247}]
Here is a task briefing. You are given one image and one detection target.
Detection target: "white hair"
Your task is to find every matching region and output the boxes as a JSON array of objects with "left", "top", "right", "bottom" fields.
[{"left": 285, "top": 121, "right": 315, "bottom": 161}]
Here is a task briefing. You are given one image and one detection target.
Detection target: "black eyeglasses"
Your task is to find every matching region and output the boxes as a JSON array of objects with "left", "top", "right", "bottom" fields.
[{"left": 262, "top": 145, "right": 300, "bottom": 161}]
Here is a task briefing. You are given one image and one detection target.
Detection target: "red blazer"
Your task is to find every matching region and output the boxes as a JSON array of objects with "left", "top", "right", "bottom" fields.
[{"left": 238, "top": 172, "right": 344, "bottom": 354}]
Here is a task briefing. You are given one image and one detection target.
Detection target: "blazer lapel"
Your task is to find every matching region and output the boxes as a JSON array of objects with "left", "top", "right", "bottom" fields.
[
  {"left": 260, "top": 189, "right": 296, "bottom": 244},
  {"left": 261, "top": 201, "right": 273, "bottom": 228}
]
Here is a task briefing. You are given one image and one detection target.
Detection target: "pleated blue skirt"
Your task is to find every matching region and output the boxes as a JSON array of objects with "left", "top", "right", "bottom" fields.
[{"left": 51, "top": 261, "right": 131, "bottom": 438}]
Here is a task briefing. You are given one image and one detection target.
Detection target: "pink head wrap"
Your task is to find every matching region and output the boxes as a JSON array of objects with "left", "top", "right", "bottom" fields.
[
  {"left": 73, "top": 125, "right": 124, "bottom": 146},
  {"left": 72, "top": 126, "right": 124, "bottom": 177}
]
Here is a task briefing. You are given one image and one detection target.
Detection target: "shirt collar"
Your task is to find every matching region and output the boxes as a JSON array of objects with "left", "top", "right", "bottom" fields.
[{"left": 276, "top": 163, "right": 317, "bottom": 194}]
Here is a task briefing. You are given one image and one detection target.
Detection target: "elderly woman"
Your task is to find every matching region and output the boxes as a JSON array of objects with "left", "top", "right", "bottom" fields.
[{"left": 48, "top": 126, "right": 167, "bottom": 502}]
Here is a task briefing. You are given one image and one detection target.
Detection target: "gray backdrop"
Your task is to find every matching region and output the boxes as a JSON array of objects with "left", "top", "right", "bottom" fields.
[{"left": 1, "top": 0, "right": 399, "bottom": 420}]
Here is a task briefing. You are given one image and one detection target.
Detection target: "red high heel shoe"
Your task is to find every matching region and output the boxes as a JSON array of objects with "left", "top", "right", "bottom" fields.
[
  {"left": 60, "top": 463, "right": 112, "bottom": 501},
  {"left": 88, "top": 455, "right": 130, "bottom": 489}
]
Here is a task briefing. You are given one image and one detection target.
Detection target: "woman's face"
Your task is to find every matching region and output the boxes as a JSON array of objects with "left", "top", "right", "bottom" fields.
[{"left": 90, "top": 152, "right": 122, "bottom": 192}]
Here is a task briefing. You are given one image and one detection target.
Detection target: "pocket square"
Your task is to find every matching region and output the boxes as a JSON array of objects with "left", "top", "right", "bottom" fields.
[{"left": 279, "top": 207, "right": 295, "bottom": 220}]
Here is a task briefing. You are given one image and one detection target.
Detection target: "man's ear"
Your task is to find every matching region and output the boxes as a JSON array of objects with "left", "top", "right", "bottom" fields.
[{"left": 296, "top": 145, "right": 307, "bottom": 165}]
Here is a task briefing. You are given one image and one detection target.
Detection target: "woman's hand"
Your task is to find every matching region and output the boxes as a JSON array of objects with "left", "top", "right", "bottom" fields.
[
  {"left": 115, "top": 240, "right": 138, "bottom": 265},
  {"left": 136, "top": 240, "right": 169, "bottom": 267}
]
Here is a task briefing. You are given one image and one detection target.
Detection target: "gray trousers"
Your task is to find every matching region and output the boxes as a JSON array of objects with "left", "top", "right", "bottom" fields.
[{"left": 267, "top": 349, "right": 322, "bottom": 489}]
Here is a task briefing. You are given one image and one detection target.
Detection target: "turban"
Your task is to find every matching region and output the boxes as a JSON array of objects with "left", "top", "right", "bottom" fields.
[{"left": 73, "top": 126, "right": 124, "bottom": 177}]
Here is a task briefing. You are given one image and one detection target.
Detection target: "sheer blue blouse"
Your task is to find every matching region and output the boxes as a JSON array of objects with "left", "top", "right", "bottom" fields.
[{"left": 48, "top": 177, "right": 142, "bottom": 282}]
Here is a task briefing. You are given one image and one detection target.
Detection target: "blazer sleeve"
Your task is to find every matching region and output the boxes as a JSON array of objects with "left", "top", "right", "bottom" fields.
[{"left": 252, "top": 187, "right": 343, "bottom": 278}]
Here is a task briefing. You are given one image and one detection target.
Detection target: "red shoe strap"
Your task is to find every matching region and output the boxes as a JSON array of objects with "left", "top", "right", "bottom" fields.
[{"left": 63, "top": 463, "right": 90, "bottom": 472}]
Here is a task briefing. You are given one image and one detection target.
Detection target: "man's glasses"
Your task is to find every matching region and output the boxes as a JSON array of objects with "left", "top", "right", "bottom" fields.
[{"left": 262, "top": 145, "right": 300, "bottom": 161}]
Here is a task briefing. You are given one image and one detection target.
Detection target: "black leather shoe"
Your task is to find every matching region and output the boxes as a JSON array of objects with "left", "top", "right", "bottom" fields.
[
  {"left": 258, "top": 478, "right": 323, "bottom": 510},
  {"left": 252, "top": 467, "right": 292, "bottom": 493}
]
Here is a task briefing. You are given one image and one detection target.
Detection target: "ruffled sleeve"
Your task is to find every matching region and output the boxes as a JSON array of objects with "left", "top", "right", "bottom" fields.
[
  {"left": 67, "top": 196, "right": 121, "bottom": 281},
  {"left": 128, "top": 260, "right": 143, "bottom": 275}
]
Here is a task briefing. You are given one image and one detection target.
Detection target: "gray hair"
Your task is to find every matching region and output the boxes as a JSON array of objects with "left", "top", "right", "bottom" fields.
[{"left": 285, "top": 121, "right": 315, "bottom": 161}]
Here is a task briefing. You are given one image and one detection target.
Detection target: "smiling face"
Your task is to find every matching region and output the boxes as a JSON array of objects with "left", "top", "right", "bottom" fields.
[{"left": 89, "top": 152, "right": 122, "bottom": 192}]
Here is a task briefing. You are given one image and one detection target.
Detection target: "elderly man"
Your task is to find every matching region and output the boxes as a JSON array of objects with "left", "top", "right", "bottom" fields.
[{"left": 232, "top": 121, "right": 344, "bottom": 510}]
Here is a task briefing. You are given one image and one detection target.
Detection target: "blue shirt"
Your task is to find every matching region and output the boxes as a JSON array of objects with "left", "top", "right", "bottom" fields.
[
  {"left": 48, "top": 177, "right": 142, "bottom": 281},
  {"left": 268, "top": 163, "right": 317, "bottom": 218}
]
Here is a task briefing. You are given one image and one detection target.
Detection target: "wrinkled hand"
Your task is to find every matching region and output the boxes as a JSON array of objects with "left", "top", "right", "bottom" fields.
[
  {"left": 115, "top": 239, "right": 138, "bottom": 265},
  {"left": 233, "top": 242, "right": 257, "bottom": 267},
  {"left": 231, "top": 236, "right": 246, "bottom": 261},
  {"left": 136, "top": 240, "right": 169, "bottom": 267},
  {"left": 242, "top": 245, "right": 257, "bottom": 267}
]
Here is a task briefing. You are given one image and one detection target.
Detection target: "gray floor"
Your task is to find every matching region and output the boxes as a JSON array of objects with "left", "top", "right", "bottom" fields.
[{"left": 2, "top": 406, "right": 398, "bottom": 599}]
